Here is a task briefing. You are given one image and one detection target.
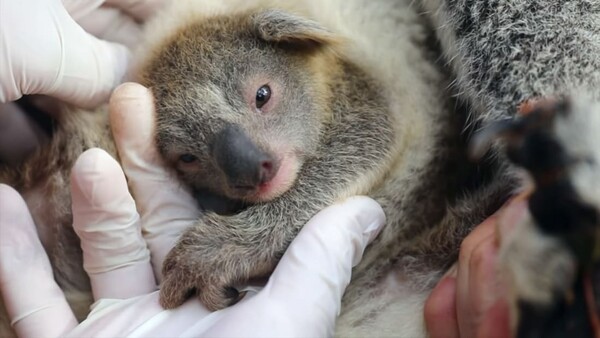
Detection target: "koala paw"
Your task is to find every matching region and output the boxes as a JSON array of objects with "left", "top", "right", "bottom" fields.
[
  {"left": 159, "top": 236, "right": 253, "bottom": 310},
  {"left": 158, "top": 212, "right": 279, "bottom": 311}
]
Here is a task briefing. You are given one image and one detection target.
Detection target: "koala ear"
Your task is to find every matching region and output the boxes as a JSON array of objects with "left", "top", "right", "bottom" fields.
[{"left": 252, "top": 9, "right": 337, "bottom": 48}]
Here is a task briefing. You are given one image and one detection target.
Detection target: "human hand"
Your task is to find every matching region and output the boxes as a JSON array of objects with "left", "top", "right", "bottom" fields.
[
  {"left": 0, "top": 0, "right": 163, "bottom": 108},
  {"left": 0, "top": 81, "right": 386, "bottom": 336},
  {"left": 108, "top": 82, "right": 202, "bottom": 281},
  {"left": 424, "top": 195, "right": 529, "bottom": 338},
  {"left": 0, "top": 152, "right": 385, "bottom": 337}
]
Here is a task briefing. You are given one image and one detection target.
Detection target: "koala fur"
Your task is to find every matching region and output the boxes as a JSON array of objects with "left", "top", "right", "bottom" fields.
[
  {"left": 422, "top": 0, "right": 600, "bottom": 122},
  {"left": 1, "top": 0, "right": 600, "bottom": 336},
  {"left": 132, "top": 3, "right": 513, "bottom": 337}
]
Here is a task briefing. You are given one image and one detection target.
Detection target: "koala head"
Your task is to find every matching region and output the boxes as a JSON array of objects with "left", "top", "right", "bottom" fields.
[{"left": 141, "top": 9, "right": 338, "bottom": 203}]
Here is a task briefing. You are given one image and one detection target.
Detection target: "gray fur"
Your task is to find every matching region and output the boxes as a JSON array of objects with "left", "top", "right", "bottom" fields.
[
  {"left": 1, "top": 0, "right": 599, "bottom": 336},
  {"left": 423, "top": 0, "right": 600, "bottom": 123},
  {"left": 139, "top": 4, "right": 516, "bottom": 334},
  {"left": 143, "top": 14, "right": 401, "bottom": 308}
]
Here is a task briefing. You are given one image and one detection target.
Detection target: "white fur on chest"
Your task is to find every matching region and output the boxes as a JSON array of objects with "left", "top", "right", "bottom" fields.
[{"left": 336, "top": 270, "right": 430, "bottom": 337}]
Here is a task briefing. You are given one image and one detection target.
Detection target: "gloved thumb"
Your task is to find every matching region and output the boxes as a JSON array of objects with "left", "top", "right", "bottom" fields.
[
  {"left": 250, "top": 196, "right": 385, "bottom": 337},
  {"left": 0, "top": 185, "right": 78, "bottom": 338}
]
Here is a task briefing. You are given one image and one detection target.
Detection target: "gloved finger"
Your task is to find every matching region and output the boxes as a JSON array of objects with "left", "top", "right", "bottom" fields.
[
  {"left": 1, "top": 0, "right": 129, "bottom": 108},
  {"left": 109, "top": 83, "right": 199, "bottom": 280},
  {"left": 45, "top": 1, "right": 131, "bottom": 108},
  {"left": 0, "top": 185, "right": 78, "bottom": 338},
  {"left": 71, "top": 148, "right": 156, "bottom": 300},
  {"left": 104, "top": 0, "right": 166, "bottom": 21},
  {"left": 254, "top": 196, "right": 385, "bottom": 336},
  {"left": 76, "top": 6, "right": 142, "bottom": 49},
  {"left": 61, "top": 0, "right": 104, "bottom": 21}
]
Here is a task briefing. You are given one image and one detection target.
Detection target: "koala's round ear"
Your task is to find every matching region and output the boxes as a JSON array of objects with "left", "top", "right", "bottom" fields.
[{"left": 252, "top": 9, "right": 338, "bottom": 48}]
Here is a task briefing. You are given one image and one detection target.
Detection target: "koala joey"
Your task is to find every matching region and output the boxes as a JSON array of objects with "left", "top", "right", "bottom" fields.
[
  {"left": 136, "top": 1, "right": 513, "bottom": 335},
  {"left": 2, "top": 0, "right": 600, "bottom": 336}
]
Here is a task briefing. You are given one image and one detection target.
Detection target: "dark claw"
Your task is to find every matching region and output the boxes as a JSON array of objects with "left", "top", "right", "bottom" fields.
[
  {"left": 224, "top": 286, "right": 247, "bottom": 306},
  {"left": 468, "top": 118, "right": 521, "bottom": 161}
]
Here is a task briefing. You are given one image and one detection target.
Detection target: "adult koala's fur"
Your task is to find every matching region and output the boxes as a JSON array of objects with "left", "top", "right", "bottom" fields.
[{"left": 2, "top": 0, "right": 600, "bottom": 336}]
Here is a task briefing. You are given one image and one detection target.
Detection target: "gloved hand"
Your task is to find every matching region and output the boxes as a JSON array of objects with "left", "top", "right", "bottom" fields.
[
  {"left": 0, "top": 82, "right": 386, "bottom": 337},
  {"left": 108, "top": 83, "right": 202, "bottom": 281},
  {"left": 0, "top": 0, "right": 163, "bottom": 108}
]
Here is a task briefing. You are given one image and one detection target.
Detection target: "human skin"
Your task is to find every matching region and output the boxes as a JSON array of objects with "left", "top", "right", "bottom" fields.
[{"left": 425, "top": 195, "right": 529, "bottom": 338}]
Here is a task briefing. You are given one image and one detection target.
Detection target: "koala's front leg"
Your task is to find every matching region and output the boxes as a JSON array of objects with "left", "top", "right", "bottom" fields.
[
  {"left": 160, "top": 204, "right": 304, "bottom": 311},
  {"left": 422, "top": 0, "right": 600, "bottom": 122}
]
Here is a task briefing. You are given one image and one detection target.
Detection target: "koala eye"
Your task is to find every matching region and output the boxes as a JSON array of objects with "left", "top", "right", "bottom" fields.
[
  {"left": 255, "top": 85, "right": 271, "bottom": 109},
  {"left": 179, "top": 154, "right": 198, "bottom": 163}
]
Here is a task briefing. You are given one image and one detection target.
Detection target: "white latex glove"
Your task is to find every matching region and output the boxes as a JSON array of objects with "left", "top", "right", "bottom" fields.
[
  {"left": 0, "top": 153, "right": 385, "bottom": 337},
  {"left": 108, "top": 83, "right": 202, "bottom": 281},
  {"left": 64, "top": 0, "right": 165, "bottom": 50},
  {"left": 0, "top": 155, "right": 385, "bottom": 337},
  {"left": 0, "top": 0, "right": 163, "bottom": 108},
  {"left": 0, "top": 82, "right": 386, "bottom": 337}
]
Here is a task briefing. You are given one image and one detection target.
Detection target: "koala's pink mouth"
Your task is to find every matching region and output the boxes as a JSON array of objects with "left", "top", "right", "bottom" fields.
[{"left": 254, "top": 154, "right": 299, "bottom": 201}]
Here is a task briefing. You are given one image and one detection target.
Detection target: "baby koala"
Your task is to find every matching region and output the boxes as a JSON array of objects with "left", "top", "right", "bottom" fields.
[{"left": 135, "top": 1, "right": 511, "bottom": 335}]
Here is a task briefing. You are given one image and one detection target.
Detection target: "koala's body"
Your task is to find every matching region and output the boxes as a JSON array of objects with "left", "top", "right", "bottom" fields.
[
  {"left": 2, "top": 0, "right": 600, "bottom": 336},
  {"left": 136, "top": 2, "right": 513, "bottom": 336}
]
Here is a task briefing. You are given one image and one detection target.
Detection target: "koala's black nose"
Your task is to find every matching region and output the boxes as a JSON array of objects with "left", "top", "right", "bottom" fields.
[{"left": 212, "top": 125, "right": 279, "bottom": 189}]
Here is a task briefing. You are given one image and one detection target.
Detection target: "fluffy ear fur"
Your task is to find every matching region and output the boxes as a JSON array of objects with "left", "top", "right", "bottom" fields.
[{"left": 252, "top": 9, "right": 338, "bottom": 47}]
